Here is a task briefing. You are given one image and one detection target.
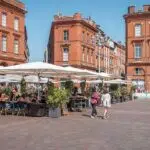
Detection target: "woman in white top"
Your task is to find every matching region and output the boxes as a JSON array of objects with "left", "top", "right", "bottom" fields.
[{"left": 101, "top": 89, "right": 111, "bottom": 119}]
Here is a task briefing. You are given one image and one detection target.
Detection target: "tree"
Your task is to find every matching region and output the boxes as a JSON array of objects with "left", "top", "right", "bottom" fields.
[{"left": 20, "top": 78, "right": 26, "bottom": 95}]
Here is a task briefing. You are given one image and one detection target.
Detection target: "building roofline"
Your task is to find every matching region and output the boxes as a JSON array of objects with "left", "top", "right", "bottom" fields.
[
  {"left": 124, "top": 11, "right": 150, "bottom": 19},
  {"left": 52, "top": 19, "right": 98, "bottom": 32},
  {"left": 0, "top": 0, "right": 27, "bottom": 14}
]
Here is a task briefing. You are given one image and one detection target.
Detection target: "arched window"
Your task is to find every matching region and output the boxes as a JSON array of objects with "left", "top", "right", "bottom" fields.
[{"left": 135, "top": 24, "right": 142, "bottom": 37}]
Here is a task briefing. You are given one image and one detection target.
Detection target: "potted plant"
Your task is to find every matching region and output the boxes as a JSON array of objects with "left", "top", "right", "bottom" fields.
[
  {"left": 65, "top": 80, "right": 73, "bottom": 94},
  {"left": 113, "top": 88, "right": 122, "bottom": 103},
  {"left": 47, "top": 88, "right": 69, "bottom": 118}
]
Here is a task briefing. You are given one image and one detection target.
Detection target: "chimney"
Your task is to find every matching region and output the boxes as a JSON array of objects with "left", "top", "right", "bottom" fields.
[
  {"left": 73, "top": 13, "right": 81, "bottom": 20},
  {"left": 143, "top": 5, "right": 150, "bottom": 12},
  {"left": 128, "top": 6, "right": 135, "bottom": 14}
]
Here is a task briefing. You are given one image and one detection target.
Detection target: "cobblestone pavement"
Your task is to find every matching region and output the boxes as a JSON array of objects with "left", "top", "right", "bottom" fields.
[{"left": 0, "top": 99, "right": 150, "bottom": 150}]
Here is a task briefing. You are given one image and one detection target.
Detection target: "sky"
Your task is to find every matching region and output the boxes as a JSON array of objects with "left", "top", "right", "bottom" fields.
[{"left": 22, "top": 0, "right": 150, "bottom": 62}]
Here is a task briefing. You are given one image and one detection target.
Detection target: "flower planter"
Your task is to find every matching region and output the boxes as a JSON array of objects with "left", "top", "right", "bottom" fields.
[{"left": 48, "top": 107, "right": 61, "bottom": 118}]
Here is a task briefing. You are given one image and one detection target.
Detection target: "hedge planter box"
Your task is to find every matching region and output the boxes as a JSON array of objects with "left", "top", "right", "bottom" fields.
[
  {"left": 48, "top": 107, "right": 61, "bottom": 118},
  {"left": 28, "top": 103, "right": 46, "bottom": 117}
]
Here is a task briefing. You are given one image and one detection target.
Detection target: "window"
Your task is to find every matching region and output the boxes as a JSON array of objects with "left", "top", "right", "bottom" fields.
[
  {"left": 63, "top": 48, "right": 69, "bottom": 62},
  {"left": 82, "top": 48, "right": 85, "bottom": 62},
  {"left": 87, "top": 50, "right": 89, "bottom": 62},
  {"left": 96, "top": 56, "right": 98, "bottom": 67},
  {"left": 14, "top": 39, "right": 19, "bottom": 54},
  {"left": 110, "top": 58, "right": 112, "bottom": 65},
  {"left": 135, "top": 24, "right": 142, "bottom": 37},
  {"left": 64, "top": 30, "right": 69, "bottom": 41},
  {"left": 2, "top": 13, "right": 7, "bottom": 27},
  {"left": 135, "top": 68, "right": 142, "bottom": 75},
  {"left": 2, "top": 35, "right": 7, "bottom": 51},
  {"left": 82, "top": 31, "right": 85, "bottom": 41},
  {"left": 14, "top": 17, "right": 19, "bottom": 31},
  {"left": 91, "top": 52, "right": 93, "bottom": 63},
  {"left": 87, "top": 33, "right": 89, "bottom": 42},
  {"left": 134, "top": 43, "right": 142, "bottom": 58}
]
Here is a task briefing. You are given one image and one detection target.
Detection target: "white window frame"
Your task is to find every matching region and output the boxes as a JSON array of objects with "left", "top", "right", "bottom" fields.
[
  {"left": 135, "top": 24, "right": 142, "bottom": 37},
  {"left": 134, "top": 43, "right": 142, "bottom": 58},
  {"left": 64, "top": 30, "right": 69, "bottom": 41},
  {"left": 2, "top": 13, "right": 7, "bottom": 27},
  {"left": 2, "top": 35, "right": 7, "bottom": 52},
  {"left": 14, "top": 39, "right": 19, "bottom": 54},
  {"left": 135, "top": 68, "right": 142, "bottom": 75},
  {"left": 14, "top": 17, "right": 19, "bottom": 31},
  {"left": 63, "top": 47, "right": 69, "bottom": 62}
]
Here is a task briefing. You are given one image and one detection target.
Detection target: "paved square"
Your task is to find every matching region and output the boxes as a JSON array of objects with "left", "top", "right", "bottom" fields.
[{"left": 0, "top": 99, "right": 150, "bottom": 150}]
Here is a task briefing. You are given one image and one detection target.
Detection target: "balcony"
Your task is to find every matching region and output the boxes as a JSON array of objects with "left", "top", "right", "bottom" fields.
[{"left": 128, "top": 58, "right": 150, "bottom": 65}]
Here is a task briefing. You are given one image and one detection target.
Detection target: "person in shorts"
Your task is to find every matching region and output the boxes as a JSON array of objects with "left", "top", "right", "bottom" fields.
[{"left": 101, "top": 89, "right": 111, "bottom": 119}]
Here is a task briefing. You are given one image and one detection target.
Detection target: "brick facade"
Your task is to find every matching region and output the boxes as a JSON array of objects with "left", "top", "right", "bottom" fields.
[
  {"left": 124, "top": 5, "right": 150, "bottom": 92},
  {"left": 48, "top": 13, "right": 125, "bottom": 76},
  {"left": 0, "top": 0, "right": 29, "bottom": 66}
]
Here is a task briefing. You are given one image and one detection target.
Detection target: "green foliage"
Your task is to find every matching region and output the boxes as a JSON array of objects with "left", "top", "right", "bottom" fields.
[
  {"left": 112, "top": 87, "right": 121, "bottom": 98},
  {"left": 121, "top": 86, "right": 128, "bottom": 96},
  {"left": 3, "top": 87, "right": 11, "bottom": 96},
  {"left": 20, "top": 78, "right": 26, "bottom": 95},
  {"left": 110, "top": 84, "right": 118, "bottom": 91},
  {"left": 80, "top": 81, "right": 86, "bottom": 93},
  {"left": 47, "top": 81, "right": 54, "bottom": 96},
  {"left": 65, "top": 80, "right": 73, "bottom": 92},
  {"left": 130, "top": 85, "right": 136, "bottom": 93},
  {"left": 47, "top": 88, "right": 69, "bottom": 108}
]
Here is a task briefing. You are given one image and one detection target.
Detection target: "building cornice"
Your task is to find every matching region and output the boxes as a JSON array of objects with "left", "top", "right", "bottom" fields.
[
  {"left": 53, "top": 20, "right": 98, "bottom": 32},
  {"left": 124, "top": 12, "right": 150, "bottom": 20},
  {"left": 0, "top": 0, "right": 27, "bottom": 14}
]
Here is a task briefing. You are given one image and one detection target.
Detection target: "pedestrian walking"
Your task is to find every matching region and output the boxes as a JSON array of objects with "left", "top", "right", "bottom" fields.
[
  {"left": 101, "top": 89, "right": 111, "bottom": 119},
  {"left": 90, "top": 88, "right": 100, "bottom": 119}
]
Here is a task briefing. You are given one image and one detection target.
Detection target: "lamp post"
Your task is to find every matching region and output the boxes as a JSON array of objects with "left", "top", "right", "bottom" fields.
[{"left": 95, "top": 33, "right": 109, "bottom": 73}]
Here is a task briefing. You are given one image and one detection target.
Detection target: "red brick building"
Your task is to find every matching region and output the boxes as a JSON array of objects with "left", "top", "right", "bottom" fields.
[
  {"left": 48, "top": 13, "right": 125, "bottom": 76},
  {"left": 0, "top": 0, "right": 29, "bottom": 66},
  {"left": 124, "top": 5, "right": 150, "bottom": 92}
]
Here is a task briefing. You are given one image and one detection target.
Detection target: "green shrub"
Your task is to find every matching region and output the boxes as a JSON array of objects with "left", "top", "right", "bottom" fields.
[
  {"left": 20, "top": 78, "right": 26, "bottom": 95},
  {"left": 47, "top": 88, "right": 69, "bottom": 108}
]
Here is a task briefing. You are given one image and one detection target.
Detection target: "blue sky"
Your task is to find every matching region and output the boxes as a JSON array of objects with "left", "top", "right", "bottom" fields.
[{"left": 22, "top": 0, "right": 150, "bottom": 62}]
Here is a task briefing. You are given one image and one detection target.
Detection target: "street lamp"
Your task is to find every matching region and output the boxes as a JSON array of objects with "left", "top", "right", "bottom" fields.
[{"left": 95, "top": 33, "right": 109, "bottom": 73}]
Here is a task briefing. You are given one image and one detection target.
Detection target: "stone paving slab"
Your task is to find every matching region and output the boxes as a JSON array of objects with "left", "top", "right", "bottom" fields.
[{"left": 0, "top": 99, "right": 150, "bottom": 150}]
